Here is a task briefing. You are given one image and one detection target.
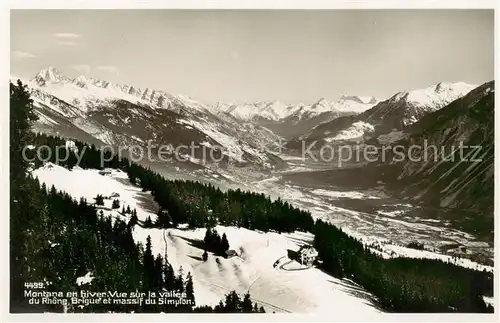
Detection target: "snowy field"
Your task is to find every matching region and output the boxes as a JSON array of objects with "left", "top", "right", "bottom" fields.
[
  {"left": 135, "top": 226, "right": 381, "bottom": 314},
  {"left": 32, "top": 163, "right": 382, "bottom": 315}
]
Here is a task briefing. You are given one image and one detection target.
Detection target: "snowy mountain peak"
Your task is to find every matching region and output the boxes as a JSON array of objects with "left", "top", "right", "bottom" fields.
[
  {"left": 33, "top": 66, "right": 68, "bottom": 86},
  {"left": 310, "top": 98, "right": 332, "bottom": 111},
  {"left": 340, "top": 95, "right": 363, "bottom": 104},
  {"left": 264, "top": 100, "right": 287, "bottom": 111},
  {"left": 433, "top": 81, "right": 473, "bottom": 94},
  {"left": 434, "top": 81, "right": 449, "bottom": 93},
  {"left": 313, "top": 98, "right": 329, "bottom": 105},
  {"left": 73, "top": 75, "right": 92, "bottom": 88},
  {"left": 389, "top": 81, "right": 476, "bottom": 109},
  {"left": 339, "top": 95, "right": 377, "bottom": 105},
  {"left": 361, "top": 96, "right": 378, "bottom": 104}
]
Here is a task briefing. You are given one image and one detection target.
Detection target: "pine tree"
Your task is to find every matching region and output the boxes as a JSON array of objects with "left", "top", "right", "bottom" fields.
[
  {"left": 128, "top": 213, "right": 138, "bottom": 228},
  {"left": 10, "top": 80, "right": 38, "bottom": 312},
  {"left": 175, "top": 268, "right": 185, "bottom": 293},
  {"left": 95, "top": 194, "right": 104, "bottom": 206},
  {"left": 112, "top": 199, "right": 120, "bottom": 209},
  {"left": 126, "top": 205, "right": 131, "bottom": 214},
  {"left": 185, "top": 272, "right": 195, "bottom": 305},
  {"left": 224, "top": 291, "right": 241, "bottom": 313},
  {"left": 153, "top": 254, "right": 164, "bottom": 290},
  {"left": 164, "top": 262, "right": 175, "bottom": 291},
  {"left": 241, "top": 292, "right": 253, "bottom": 313},
  {"left": 215, "top": 300, "right": 225, "bottom": 313},
  {"left": 144, "top": 216, "right": 153, "bottom": 228},
  {"left": 221, "top": 233, "right": 230, "bottom": 253},
  {"left": 203, "top": 227, "right": 212, "bottom": 246},
  {"left": 202, "top": 250, "right": 208, "bottom": 262},
  {"left": 142, "top": 235, "right": 155, "bottom": 291},
  {"left": 10, "top": 80, "right": 37, "bottom": 182}
]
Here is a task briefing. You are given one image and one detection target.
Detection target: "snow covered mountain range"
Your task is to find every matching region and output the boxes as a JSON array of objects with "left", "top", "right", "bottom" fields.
[
  {"left": 10, "top": 66, "right": 384, "bottom": 179},
  {"left": 11, "top": 66, "right": 482, "bottom": 184},
  {"left": 12, "top": 67, "right": 288, "bottom": 180},
  {"left": 212, "top": 95, "right": 378, "bottom": 122},
  {"left": 24, "top": 66, "right": 378, "bottom": 123},
  {"left": 290, "top": 81, "right": 477, "bottom": 146}
]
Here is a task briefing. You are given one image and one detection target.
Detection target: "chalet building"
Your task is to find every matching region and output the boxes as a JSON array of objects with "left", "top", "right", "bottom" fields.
[{"left": 298, "top": 246, "right": 318, "bottom": 267}]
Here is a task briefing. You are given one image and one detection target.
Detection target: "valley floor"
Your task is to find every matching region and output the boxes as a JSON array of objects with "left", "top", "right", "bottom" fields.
[{"left": 243, "top": 170, "right": 494, "bottom": 267}]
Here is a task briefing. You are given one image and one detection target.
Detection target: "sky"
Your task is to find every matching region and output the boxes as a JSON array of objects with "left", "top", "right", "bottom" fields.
[{"left": 10, "top": 9, "right": 494, "bottom": 104}]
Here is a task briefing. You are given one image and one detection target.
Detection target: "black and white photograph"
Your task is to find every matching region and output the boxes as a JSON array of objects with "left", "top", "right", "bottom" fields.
[{"left": 6, "top": 2, "right": 497, "bottom": 318}]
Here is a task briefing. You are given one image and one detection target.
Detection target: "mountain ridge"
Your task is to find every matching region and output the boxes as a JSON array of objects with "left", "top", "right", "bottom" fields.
[
  {"left": 287, "top": 80, "right": 477, "bottom": 146},
  {"left": 21, "top": 66, "right": 381, "bottom": 122}
]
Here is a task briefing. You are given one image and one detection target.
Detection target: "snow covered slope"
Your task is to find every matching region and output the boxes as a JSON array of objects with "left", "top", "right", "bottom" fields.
[
  {"left": 32, "top": 162, "right": 382, "bottom": 315},
  {"left": 32, "top": 159, "right": 493, "bottom": 314}
]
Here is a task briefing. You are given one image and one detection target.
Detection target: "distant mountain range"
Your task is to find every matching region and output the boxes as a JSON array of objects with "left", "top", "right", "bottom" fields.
[
  {"left": 211, "top": 95, "right": 378, "bottom": 122},
  {"left": 25, "top": 66, "right": 379, "bottom": 122},
  {"left": 11, "top": 67, "right": 289, "bottom": 181},
  {"left": 10, "top": 67, "right": 488, "bottom": 193},
  {"left": 286, "top": 81, "right": 476, "bottom": 148},
  {"left": 9, "top": 66, "right": 383, "bottom": 174}
]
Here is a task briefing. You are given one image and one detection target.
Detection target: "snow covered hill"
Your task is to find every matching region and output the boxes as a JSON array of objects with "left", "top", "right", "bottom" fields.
[
  {"left": 293, "top": 81, "right": 476, "bottom": 145},
  {"left": 31, "top": 159, "right": 493, "bottom": 313},
  {"left": 32, "top": 162, "right": 382, "bottom": 316}
]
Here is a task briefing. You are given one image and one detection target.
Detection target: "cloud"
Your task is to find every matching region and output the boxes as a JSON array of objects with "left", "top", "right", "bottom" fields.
[
  {"left": 72, "top": 64, "right": 91, "bottom": 75},
  {"left": 11, "top": 50, "right": 37, "bottom": 59},
  {"left": 52, "top": 33, "right": 81, "bottom": 39},
  {"left": 57, "top": 40, "right": 78, "bottom": 46},
  {"left": 97, "top": 65, "right": 119, "bottom": 74}
]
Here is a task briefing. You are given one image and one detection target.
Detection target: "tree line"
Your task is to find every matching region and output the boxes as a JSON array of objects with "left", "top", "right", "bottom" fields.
[{"left": 313, "top": 220, "right": 493, "bottom": 313}]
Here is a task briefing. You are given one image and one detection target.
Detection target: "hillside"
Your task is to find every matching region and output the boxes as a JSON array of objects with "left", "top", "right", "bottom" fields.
[{"left": 389, "top": 81, "right": 494, "bottom": 234}]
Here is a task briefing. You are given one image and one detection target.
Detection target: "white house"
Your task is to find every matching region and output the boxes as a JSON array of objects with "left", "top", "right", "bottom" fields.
[{"left": 298, "top": 246, "right": 318, "bottom": 267}]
